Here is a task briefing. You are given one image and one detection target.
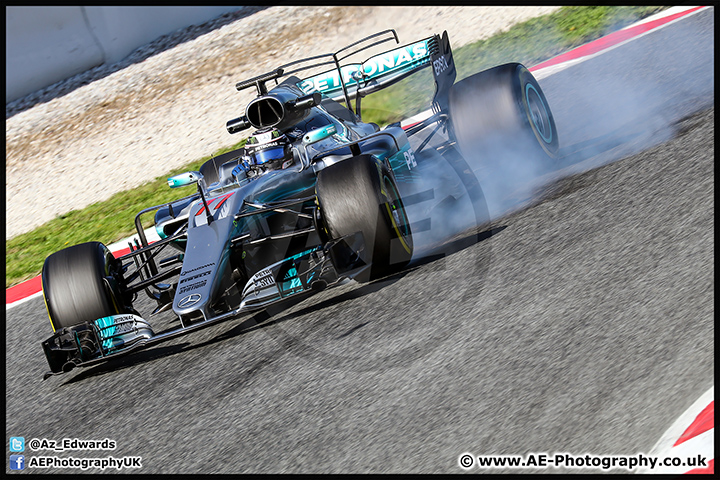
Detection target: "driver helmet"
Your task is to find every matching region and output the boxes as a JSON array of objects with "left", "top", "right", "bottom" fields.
[{"left": 244, "top": 128, "right": 294, "bottom": 171}]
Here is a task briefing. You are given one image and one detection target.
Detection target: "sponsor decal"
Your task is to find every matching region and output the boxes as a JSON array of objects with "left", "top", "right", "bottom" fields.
[
  {"left": 94, "top": 314, "right": 147, "bottom": 352},
  {"left": 180, "top": 263, "right": 216, "bottom": 276},
  {"left": 179, "top": 270, "right": 211, "bottom": 284},
  {"left": 106, "top": 315, "right": 136, "bottom": 335},
  {"left": 297, "top": 39, "right": 431, "bottom": 96},
  {"left": 251, "top": 129, "right": 280, "bottom": 144},
  {"left": 253, "top": 269, "right": 275, "bottom": 288},
  {"left": 248, "top": 139, "right": 285, "bottom": 151},
  {"left": 403, "top": 149, "right": 417, "bottom": 169},
  {"left": 178, "top": 280, "right": 207, "bottom": 294},
  {"left": 178, "top": 293, "right": 202, "bottom": 308},
  {"left": 433, "top": 55, "right": 450, "bottom": 76}
]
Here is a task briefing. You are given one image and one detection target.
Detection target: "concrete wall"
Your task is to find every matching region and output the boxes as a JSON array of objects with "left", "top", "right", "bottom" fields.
[{"left": 6, "top": 6, "right": 241, "bottom": 103}]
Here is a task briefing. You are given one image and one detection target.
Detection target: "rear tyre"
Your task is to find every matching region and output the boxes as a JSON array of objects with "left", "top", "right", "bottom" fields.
[
  {"left": 449, "top": 63, "right": 559, "bottom": 166},
  {"left": 316, "top": 155, "right": 413, "bottom": 282},
  {"left": 42, "top": 242, "right": 125, "bottom": 331}
]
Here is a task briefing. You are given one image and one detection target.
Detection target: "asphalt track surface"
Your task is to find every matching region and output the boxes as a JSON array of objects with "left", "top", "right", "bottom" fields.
[{"left": 5, "top": 8, "right": 713, "bottom": 474}]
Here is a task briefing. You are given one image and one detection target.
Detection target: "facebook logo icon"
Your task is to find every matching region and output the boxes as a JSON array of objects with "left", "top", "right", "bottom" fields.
[
  {"left": 10, "top": 455, "right": 25, "bottom": 470},
  {"left": 10, "top": 437, "right": 25, "bottom": 452}
]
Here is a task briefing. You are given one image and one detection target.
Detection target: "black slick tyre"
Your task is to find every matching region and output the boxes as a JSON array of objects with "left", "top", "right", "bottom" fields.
[
  {"left": 316, "top": 155, "right": 413, "bottom": 282},
  {"left": 449, "top": 63, "right": 559, "bottom": 166},
  {"left": 42, "top": 241, "right": 124, "bottom": 331}
]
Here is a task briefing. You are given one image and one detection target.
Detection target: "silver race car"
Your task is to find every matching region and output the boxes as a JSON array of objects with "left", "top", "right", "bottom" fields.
[{"left": 40, "top": 29, "right": 558, "bottom": 377}]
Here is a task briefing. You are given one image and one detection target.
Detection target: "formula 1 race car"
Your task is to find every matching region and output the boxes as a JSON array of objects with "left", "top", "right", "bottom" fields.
[{"left": 40, "top": 29, "right": 558, "bottom": 377}]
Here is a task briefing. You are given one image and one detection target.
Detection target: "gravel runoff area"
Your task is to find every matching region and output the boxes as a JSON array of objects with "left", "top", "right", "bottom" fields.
[{"left": 5, "top": 6, "right": 560, "bottom": 240}]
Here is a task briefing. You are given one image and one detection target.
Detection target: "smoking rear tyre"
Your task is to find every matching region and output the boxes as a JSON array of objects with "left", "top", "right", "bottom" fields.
[
  {"left": 449, "top": 63, "right": 559, "bottom": 166},
  {"left": 316, "top": 155, "right": 413, "bottom": 282},
  {"left": 42, "top": 242, "right": 125, "bottom": 331}
]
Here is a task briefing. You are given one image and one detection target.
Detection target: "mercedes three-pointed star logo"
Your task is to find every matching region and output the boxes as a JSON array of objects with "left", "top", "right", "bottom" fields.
[{"left": 178, "top": 293, "right": 202, "bottom": 308}]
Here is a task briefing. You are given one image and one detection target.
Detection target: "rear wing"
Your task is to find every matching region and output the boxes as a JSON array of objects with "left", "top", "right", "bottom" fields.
[
  {"left": 296, "top": 37, "right": 433, "bottom": 100},
  {"left": 234, "top": 29, "right": 456, "bottom": 118},
  {"left": 296, "top": 32, "right": 456, "bottom": 114}
]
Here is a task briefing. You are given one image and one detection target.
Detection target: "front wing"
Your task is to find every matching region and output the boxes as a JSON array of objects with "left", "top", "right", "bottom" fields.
[{"left": 41, "top": 232, "right": 367, "bottom": 378}]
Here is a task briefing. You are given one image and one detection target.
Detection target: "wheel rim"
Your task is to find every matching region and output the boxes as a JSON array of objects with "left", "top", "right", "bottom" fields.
[{"left": 525, "top": 83, "right": 553, "bottom": 144}]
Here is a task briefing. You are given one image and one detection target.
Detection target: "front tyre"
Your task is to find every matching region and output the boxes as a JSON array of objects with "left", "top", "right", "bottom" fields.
[
  {"left": 316, "top": 155, "right": 413, "bottom": 282},
  {"left": 42, "top": 242, "right": 126, "bottom": 331}
]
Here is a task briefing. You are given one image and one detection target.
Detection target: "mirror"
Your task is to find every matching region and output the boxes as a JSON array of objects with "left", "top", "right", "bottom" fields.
[
  {"left": 167, "top": 171, "right": 203, "bottom": 188},
  {"left": 302, "top": 124, "right": 337, "bottom": 146}
]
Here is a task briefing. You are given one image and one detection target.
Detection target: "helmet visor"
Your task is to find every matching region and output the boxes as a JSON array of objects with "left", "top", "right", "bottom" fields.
[{"left": 252, "top": 146, "right": 287, "bottom": 165}]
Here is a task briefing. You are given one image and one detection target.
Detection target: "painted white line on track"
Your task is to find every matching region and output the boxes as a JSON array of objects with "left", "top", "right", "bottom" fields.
[
  {"left": 5, "top": 291, "right": 43, "bottom": 309},
  {"left": 620, "top": 5, "right": 702, "bottom": 29},
  {"left": 533, "top": 6, "right": 711, "bottom": 80}
]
